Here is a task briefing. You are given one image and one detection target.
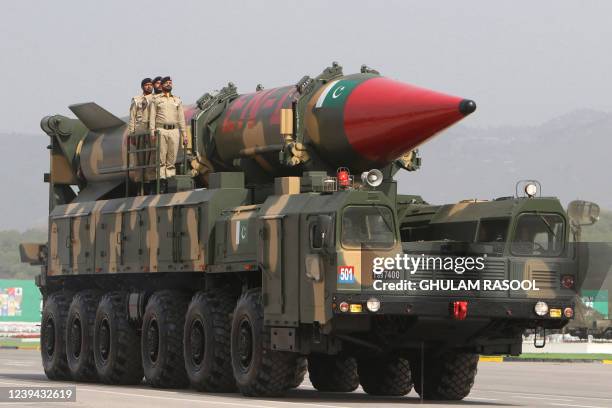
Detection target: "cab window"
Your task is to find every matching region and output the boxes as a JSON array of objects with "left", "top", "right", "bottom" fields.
[
  {"left": 477, "top": 218, "right": 510, "bottom": 243},
  {"left": 342, "top": 206, "right": 395, "bottom": 249},
  {"left": 511, "top": 213, "right": 565, "bottom": 256}
]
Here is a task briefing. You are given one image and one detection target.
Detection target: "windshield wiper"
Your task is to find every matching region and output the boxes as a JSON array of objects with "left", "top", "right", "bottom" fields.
[{"left": 537, "top": 213, "right": 556, "bottom": 237}]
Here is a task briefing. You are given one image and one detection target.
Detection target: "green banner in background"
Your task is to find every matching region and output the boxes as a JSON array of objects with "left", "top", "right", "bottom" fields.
[
  {"left": 0, "top": 279, "right": 41, "bottom": 322},
  {"left": 581, "top": 289, "right": 609, "bottom": 319}
]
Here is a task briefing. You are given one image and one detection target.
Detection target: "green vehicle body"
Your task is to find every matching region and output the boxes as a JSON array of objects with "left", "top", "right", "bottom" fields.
[{"left": 20, "top": 64, "right": 592, "bottom": 399}]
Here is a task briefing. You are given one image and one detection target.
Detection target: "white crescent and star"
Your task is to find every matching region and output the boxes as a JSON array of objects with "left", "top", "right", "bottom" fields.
[{"left": 332, "top": 86, "right": 345, "bottom": 99}]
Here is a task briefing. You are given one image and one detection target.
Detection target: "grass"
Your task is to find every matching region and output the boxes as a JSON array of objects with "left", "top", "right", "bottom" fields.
[{"left": 0, "top": 338, "right": 39, "bottom": 349}]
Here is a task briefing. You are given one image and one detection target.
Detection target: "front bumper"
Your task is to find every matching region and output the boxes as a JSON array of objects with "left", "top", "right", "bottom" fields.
[{"left": 332, "top": 293, "right": 574, "bottom": 321}]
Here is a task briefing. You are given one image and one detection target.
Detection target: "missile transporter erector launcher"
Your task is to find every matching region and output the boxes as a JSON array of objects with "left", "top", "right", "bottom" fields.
[{"left": 21, "top": 63, "right": 590, "bottom": 400}]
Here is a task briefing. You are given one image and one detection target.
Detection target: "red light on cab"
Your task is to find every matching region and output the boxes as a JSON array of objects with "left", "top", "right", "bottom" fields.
[
  {"left": 561, "top": 275, "right": 575, "bottom": 289},
  {"left": 452, "top": 301, "right": 468, "bottom": 320},
  {"left": 337, "top": 167, "right": 350, "bottom": 188}
]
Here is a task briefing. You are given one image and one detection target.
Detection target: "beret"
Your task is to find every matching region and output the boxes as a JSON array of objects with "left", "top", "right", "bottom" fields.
[
  {"left": 161, "top": 76, "right": 172, "bottom": 84},
  {"left": 141, "top": 77, "right": 153, "bottom": 87},
  {"left": 153, "top": 76, "right": 162, "bottom": 82}
]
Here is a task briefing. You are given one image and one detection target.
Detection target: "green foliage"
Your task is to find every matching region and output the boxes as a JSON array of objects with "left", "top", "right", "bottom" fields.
[{"left": 0, "top": 228, "right": 46, "bottom": 279}]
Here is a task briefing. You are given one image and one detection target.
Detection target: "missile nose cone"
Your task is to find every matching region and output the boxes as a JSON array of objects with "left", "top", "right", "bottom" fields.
[
  {"left": 342, "top": 77, "right": 476, "bottom": 165},
  {"left": 459, "top": 99, "right": 477, "bottom": 115}
]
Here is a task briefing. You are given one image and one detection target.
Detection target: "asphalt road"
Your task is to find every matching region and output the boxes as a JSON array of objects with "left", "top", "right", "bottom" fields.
[{"left": 0, "top": 350, "right": 610, "bottom": 408}]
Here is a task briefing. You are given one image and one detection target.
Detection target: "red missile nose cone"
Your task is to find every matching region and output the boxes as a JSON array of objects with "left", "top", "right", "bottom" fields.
[{"left": 344, "top": 77, "right": 476, "bottom": 164}]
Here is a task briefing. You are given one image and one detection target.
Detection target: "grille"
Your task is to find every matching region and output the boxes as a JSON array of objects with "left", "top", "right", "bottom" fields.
[{"left": 530, "top": 269, "right": 557, "bottom": 290}]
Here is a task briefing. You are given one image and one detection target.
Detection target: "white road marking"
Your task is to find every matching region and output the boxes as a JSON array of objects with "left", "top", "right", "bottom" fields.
[
  {"left": 80, "top": 387, "right": 354, "bottom": 408},
  {"left": 473, "top": 389, "right": 612, "bottom": 402},
  {"left": 0, "top": 378, "right": 352, "bottom": 408},
  {"left": 516, "top": 395, "right": 574, "bottom": 402},
  {"left": 464, "top": 397, "right": 500, "bottom": 401}
]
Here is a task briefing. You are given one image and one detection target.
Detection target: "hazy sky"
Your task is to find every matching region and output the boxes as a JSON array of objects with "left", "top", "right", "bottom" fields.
[{"left": 2, "top": 0, "right": 612, "bottom": 134}]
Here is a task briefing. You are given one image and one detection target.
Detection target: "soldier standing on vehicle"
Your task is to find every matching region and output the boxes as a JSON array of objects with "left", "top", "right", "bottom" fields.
[
  {"left": 149, "top": 76, "right": 187, "bottom": 193},
  {"left": 152, "top": 76, "right": 163, "bottom": 94},
  {"left": 128, "top": 78, "right": 154, "bottom": 191}
]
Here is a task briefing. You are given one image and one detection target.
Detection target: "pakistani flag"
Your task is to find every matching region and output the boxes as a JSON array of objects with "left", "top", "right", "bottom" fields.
[{"left": 315, "top": 79, "right": 362, "bottom": 109}]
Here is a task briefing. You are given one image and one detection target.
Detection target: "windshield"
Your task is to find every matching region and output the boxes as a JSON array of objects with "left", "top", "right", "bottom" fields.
[
  {"left": 342, "top": 206, "right": 395, "bottom": 249},
  {"left": 511, "top": 213, "right": 565, "bottom": 256}
]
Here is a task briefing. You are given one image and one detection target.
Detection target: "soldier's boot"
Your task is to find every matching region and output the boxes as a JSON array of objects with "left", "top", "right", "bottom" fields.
[{"left": 159, "top": 179, "right": 168, "bottom": 194}]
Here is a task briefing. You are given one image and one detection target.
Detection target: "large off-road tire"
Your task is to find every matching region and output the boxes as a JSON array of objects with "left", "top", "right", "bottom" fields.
[
  {"left": 288, "top": 356, "right": 308, "bottom": 389},
  {"left": 410, "top": 351, "right": 478, "bottom": 400},
  {"left": 184, "top": 289, "right": 236, "bottom": 392},
  {"left": 230, "top": 289, "right": 301, "bottom": 397},
  {"left": 66, "top": 291, "right": 99, "bottom": 381},
  {"left": 141, "top": 290, "right": 189, "bottom": 388},
  {"left": 93, "top": 292, "right": 143, "bottom": 385},
  {"left": 308, "top": 354, "right": 359, "bottom": 392},
  {"left": 357, "top": 355, "right": 412, "bottom": 396},
  {"left": 41, "top": 292, "right": 71, "bottom": 380}
]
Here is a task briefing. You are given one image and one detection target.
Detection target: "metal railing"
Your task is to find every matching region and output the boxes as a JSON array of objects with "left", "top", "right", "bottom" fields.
[{"left": 125, "top": 131, "right": 161, "bottom": 196}]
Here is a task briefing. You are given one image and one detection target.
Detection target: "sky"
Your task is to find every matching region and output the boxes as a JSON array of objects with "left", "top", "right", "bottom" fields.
[{"left": 1, "top": 0, "right": 612, "bottom": 133}]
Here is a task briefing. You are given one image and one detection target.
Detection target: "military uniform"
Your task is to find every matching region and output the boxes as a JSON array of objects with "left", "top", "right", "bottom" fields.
[
  {"left": 128, "top": 93, "right": 154, "bottom": 181},
  {"left": 149, "top": 92, "right": 186, "bottom": 179}
]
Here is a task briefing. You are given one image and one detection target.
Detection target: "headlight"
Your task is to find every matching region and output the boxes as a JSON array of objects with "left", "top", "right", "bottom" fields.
[
  {"left": 366, "top": 297, "right": 381, "bottom": 312},
  {"left": 525, "top": 183, "right": 538, "bottom": 197},
  {"left": 534, "top": 301, "right": 549, "bottom": 316}
]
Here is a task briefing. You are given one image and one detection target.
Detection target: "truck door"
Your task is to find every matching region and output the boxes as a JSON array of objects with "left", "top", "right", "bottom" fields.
[
  {"left": 260, "top": 215, "right": 284, "bottom": 315},
  {"left": 157, "top": 207, "right": 175, "bottom": 263},
  {"left": 177, "top": 206, "right": 200, "bottom": 262},
  {"left": 72, "top": 215, "right": 94, "bottom": 274},
  {"left": 96, "top": 213, "right": 122, "bottom": 273},
  {"left": 259, "top": 214, "right": 300, "bottom": 327},
  {"left": 50, "top": 218, "right": 71, "bottom": 275},
  {"left": 121, "top": 211, "right": 142, "bottom": 272}
]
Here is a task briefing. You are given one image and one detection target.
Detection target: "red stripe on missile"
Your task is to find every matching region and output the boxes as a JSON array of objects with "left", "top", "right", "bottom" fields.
[{"left": 343, "top": 77, "right": 475, "bottom": 164}]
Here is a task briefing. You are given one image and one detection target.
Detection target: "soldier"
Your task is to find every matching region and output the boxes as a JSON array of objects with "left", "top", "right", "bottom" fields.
[
  {"left": 152, "top": 76, "right": 163, "bottom": 94},
  {"left": 149, "top": 76, "right": 187, "bottom": 193},
  {"left": 128, "top": 78, "right": 154, "bottom": 191}
]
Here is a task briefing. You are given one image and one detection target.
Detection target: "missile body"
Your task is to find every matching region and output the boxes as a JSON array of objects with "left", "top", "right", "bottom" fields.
[
  {"left": 41, "top": 65, "right": 476, "bottom": 197},
  {"left": 212, "top": 72, "right": 475, "bottom": 181}
]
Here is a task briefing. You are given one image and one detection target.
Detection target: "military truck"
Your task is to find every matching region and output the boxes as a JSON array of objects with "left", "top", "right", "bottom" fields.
[{"left": 20, "top": 63, "right": 591, "bottom": 400}]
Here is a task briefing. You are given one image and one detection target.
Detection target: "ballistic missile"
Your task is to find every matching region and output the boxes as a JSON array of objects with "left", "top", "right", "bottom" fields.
[{"left": 41, "top": 63, "right": 476, "bottom": 198}]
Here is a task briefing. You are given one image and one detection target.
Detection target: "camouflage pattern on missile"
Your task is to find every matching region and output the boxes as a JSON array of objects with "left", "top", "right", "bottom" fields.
[{"left": 41, "top": 65, "right": 475, "bottom": 198}]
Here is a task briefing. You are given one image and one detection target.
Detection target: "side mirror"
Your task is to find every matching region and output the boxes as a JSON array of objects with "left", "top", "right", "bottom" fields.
[
  {"left": 568, "top": 200, "right": 600, "bottom": 226},
  {"left": 313, "top": 214, "right": 333, "bottom": 249}
]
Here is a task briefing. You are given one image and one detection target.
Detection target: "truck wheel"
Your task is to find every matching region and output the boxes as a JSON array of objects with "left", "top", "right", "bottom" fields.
[
  {"left": 288, "top": 356, "right": 308, "bottom": 389},
  {"left": 230, "top": 289, "right": 300, "bottom": 396},
  {"left": 66, "top": 291, "right": 99, "bottom": 381},
  {"left": 357, "top": 355, "right": 412, "bottom": 395},
  {"left": 94, "top": 292, "right": 143, "bottom": 384},
  {"left": 183, "top": 289, "right": 236, "bottom": 392},
  {"left": 411, "top": 351, "right": 478, "bottom": 400},
  {"left": 41, "top": 292, "right": 71, "bottom": 380},
  {"left": 308, "top": 354, "right": 359, "bottom": 392},
  {"left": 142, "top": 290, "right": 189, "bottom": 388}
]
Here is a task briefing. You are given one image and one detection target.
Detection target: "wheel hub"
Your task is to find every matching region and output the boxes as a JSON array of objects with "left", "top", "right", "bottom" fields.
[
  {"left": 190, "top": 320, "right": 205, "bottom": 366},
  {"left": 147, "top": 319, "right": 160, "bottom": 363},
  {"left": 98, "top": 318, "right": 111, "bottom": 361},
  {"left": 237, "top": 318, "right": 253, "bottom": 371},
  {"left": 44, "top": 318, "right": 55, "bottom": 357},
  {"left": 70, "top": 318, "right": 82, "bottom": 358}
]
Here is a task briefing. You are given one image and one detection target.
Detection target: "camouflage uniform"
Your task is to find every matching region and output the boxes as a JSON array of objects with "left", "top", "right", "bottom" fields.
[
  {"left": 149, "top": 93, "right": 186, "bottom": 179},
  {"left": 128, "top": 93, "right": 153, "bottom": 181}
]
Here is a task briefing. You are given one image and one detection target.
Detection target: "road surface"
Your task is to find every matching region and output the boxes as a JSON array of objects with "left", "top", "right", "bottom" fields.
[{"left": 0, "top": 349, "right": 610, "bottom": 407}]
